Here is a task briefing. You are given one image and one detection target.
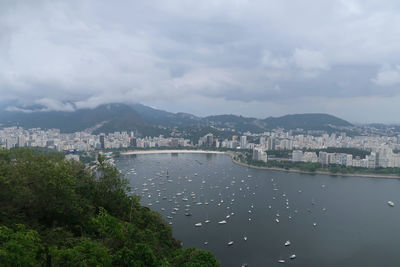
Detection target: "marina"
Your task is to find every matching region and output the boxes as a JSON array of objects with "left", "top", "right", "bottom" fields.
[{"left": 117, "top": 152, "right": 400, "bottom": 267}]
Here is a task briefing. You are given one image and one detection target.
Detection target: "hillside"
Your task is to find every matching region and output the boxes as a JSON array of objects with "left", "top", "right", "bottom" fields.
[
  {"left": 263, "top": 113, "right": 352, "bottom": 131},
  {"left": 0, "top": 103, "right": 353, "bottom": 135},
  {"left": 0, "top": 104, "right": 144, "bottom": 132},
  {"left": 0, "top": 148, "right": 220, "bottom": 266}
]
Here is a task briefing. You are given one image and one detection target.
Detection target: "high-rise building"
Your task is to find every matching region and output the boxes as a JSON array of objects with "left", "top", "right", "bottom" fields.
[
  {"left": 292, "top": 150, "right": 303, "bottom": 162},
  {"left": 267, "top": 137, "right": 275, "bottom": 150},
  {"left": 253, "top": 148, "right": 267, "bottom": 162},
  {"left": 303, "top": 152, "right": 318, "bottom": 163},
  {"left": 170, "top": 138, "right": 179, "bottom": 147},
  {"left": 259, "top": 136, "right": 266, "bottom": 145},
  {"left": 100, "top": 134, "right": 105, "bottom": 149},
  {"left": 129, "top": 137, "right": 137, "bottom": 147},
  {"left": 17, "top": 135, "right": 26, "bottom": 148},
  {"left": 206, "top": 134, "right": 214, "bottom": 147},
  {"left": 319, "top": 151, "right": 328, "bottom": 165},
  {"left": 366, "top": 152, "right": 376, "bottom": 168},
  {"left": 240, "top": 136, "right": 247, "bottom": 149}
]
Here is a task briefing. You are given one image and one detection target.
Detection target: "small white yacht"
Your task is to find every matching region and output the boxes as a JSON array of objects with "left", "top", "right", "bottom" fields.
[
  {"left": 284, "top": 240, "right": 291, "bottom": 246},
  {"left": 219, "top": 220, "right": 227, "bottom": 224},
  {"left": 388, "top": 201, "right": 395, "bottom": 207},
  {"left": 278, "top": 259, "right": 285, "bottom": 263},
  {"left": 227, "top": 241, "right": 234, "bottom": 246},
  {"left": 195, "top": 222, "right": 202, "bottom": 227},
  {"left": 290, "top": 254, "right": 296, "bottom": 259}
]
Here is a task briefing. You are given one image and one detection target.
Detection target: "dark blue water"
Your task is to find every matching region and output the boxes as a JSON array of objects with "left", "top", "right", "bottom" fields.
[{"left": 116, "top": 153, "right": 400, "bottom": 267}]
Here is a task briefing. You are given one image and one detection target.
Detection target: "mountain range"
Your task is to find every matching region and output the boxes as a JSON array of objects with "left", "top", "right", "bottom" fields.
[{"left": 0, "top": 103, "right": 353, "bottom": 137}]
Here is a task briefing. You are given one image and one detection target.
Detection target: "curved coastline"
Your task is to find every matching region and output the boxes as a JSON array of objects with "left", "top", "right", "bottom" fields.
[
  {"left": 119, "top": 149, "right": 400, "bottom": 179},
  {"left": 230, "top": 156, "right": 400, "bottom": 179}
]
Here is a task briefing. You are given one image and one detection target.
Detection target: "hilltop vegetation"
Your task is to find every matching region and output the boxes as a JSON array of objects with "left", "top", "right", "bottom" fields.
[
  {"left": 0, "top": 103, "right": 353, "bottom": 135},
  {"left": 0, "top": 148, "right": 219, "bottom": 266}
]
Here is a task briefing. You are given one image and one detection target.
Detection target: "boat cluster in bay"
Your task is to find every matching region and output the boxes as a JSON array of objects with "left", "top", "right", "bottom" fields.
[{"left": 120, "top": 156, "right": 397, "bottom": 265}]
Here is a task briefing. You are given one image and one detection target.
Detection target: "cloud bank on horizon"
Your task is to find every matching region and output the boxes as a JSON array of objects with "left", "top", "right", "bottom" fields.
[{"left": 1, "top": 0, "right": 400, "bottom": 123}]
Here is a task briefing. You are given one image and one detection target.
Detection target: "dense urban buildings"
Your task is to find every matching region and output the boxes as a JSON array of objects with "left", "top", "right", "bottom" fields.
[{"left": 1, "top": 126, "right": 400, "bottom": 168}]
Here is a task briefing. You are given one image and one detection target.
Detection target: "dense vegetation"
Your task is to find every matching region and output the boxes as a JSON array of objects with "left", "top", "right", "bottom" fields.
[
  {"left": 0, "top": 148, "right": 220, "bottom": 266},
  {"left": 0, "top": 103, "right": 353, "bottom": 135}
]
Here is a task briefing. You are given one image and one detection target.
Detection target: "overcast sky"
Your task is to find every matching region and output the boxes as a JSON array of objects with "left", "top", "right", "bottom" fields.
[{"left": 1, "top": 0, "right": 400, "bottom": 123}]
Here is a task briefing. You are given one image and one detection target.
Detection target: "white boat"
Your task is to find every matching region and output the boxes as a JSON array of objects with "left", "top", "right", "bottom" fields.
[
  {"left": 195, "top": 222, "right": 202, "bottom": 227},
  {"left": 290, "top": 254, "right": 296, "bottom": 259},
  {"left": 284, "top": 240, "right": 291, "bottom": 246},
  {"left": 275, "top": 218, "right": 280, "bottom": 223},
  {"left": 388, "top": 201, "right": 395, "bottom": 207},
  {"left": 205, "top": 219, "right": 211, "bottom": 223},
  {"left": 227, "top": 241, "right": 234, "bottom": 246},
  {"left": 219, "top": 220, "right": 227, "bottom": 224},
  {"left": 313, "top": 222, "right": 317, "bottom": 227},
  {"left": 244, "top": 236, "right": 247, "bottom": 241},
  {"left": 278, "top": 259, "right": 285, "bottom": 263}
]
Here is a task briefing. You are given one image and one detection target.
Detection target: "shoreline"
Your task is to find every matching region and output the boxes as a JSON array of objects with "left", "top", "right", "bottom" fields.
[
  {"left": 230, "top": 157, "right": 400, "bottom": 179},
  {"left": 119, "top": 149, "right": 400, "bottom": 179}
]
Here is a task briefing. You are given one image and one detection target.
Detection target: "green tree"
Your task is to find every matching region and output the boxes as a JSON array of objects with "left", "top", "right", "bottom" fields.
[
  {"left": 50, "top": 238, "right": 112, "bottom": 267},
  {"left": 0, "top": 225, "right": 45, "bottom": 267}
]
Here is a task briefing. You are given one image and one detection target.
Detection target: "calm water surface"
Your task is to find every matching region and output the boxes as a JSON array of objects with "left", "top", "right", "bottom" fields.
[{"left": 116, "top": 153, "right": 400, "bottom": 267}]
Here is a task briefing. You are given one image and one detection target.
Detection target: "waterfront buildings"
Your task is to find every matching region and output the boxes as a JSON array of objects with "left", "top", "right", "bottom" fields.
[{"left": 2, "top": 126, "right": 400, "bottom": 169}]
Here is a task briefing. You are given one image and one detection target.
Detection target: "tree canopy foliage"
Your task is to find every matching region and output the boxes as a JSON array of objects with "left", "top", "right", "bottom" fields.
[{"left": 0, "top": 148, "right": 220, "bottom": 266}]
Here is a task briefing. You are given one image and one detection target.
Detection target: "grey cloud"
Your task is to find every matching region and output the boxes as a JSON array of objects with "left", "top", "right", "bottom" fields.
[
  {"left": 372, "top": 65, "right": 400, "bottom": 87},
  {"left": 1, "top": 0, "right": 400, "bottom": 121}
]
